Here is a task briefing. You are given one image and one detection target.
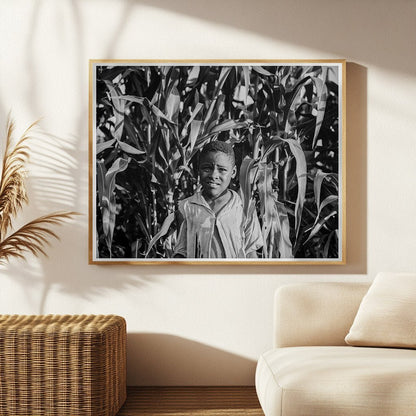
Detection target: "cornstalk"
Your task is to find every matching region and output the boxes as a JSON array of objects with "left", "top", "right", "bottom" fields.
[
  {"left": 253, "top": 132, "right": 260, "bottom": 159},
  {"left": 283, "top": 149, "right": 291, "bottom": 201},
  {"left": 151, "top": 188, "right": 157, "bottom": 236},
  {"left": 274, "top": 148, "right": 279, "bottom": 181}
]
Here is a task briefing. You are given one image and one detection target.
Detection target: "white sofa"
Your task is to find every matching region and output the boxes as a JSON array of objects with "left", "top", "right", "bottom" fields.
[{"left": 255, "top": 281, "right": 416, "bottom": 416}]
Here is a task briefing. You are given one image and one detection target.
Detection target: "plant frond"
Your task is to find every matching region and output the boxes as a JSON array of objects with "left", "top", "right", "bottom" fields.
[
  {"left": 0, "top": 211, "right": 79, "bottom": 264},
  {"left": 0, "top": 116, "right": 38, "bottom": 239}
]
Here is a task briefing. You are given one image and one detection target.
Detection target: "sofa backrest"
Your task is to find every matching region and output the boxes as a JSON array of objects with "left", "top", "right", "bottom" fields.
[{"left": 274, "top": 282, "right": 370, "bottom": 348}]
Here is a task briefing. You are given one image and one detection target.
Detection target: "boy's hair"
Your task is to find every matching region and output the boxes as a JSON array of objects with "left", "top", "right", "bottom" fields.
[{"left": 200, "top": 141, "right": 235, "bottom": 166}]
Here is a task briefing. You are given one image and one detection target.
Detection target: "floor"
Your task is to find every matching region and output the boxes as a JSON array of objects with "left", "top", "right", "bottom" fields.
[{"left": 117, "top": 386, "right": 264, "bottom": 416}]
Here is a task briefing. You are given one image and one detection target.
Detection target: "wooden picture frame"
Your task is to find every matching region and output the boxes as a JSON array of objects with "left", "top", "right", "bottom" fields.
[{"left": 89, "top": 60, "right": 346, "bottom": 265}]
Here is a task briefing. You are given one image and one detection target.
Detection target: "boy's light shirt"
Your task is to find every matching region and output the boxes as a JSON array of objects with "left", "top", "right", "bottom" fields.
[{"left": 174, "top": 190, "right": 263, "bottom": 258}]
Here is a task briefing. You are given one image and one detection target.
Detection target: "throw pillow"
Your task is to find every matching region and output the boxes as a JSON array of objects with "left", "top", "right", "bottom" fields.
[{"left": 345, "top": 272, "right": 416, "bottom": 348}]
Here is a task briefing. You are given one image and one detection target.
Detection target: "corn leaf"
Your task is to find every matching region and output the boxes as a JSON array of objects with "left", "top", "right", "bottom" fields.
[
  {"left": 257, "top": 162, "right": 293, "bottom": 258},
  {"left": 165, "top": 86, "right": 180, "bottom": 122},
  {"left": 96, "top": 138, "right": 116, "bottom": 154},
  {"left": 205, "top": 95, "right": 226, "bottom": 133},
  {"left": 98, "top": 157, "right": 130, "bottom": 254},
  {"left": 311, "top": 76, "right": 328, "bottom": 148},
  {"left": 188, "top": 119, "right": 203, "bottom": 155},
  {"left": 118, "top": 141, "right": 146, "bottom": 156},
  {"left": 185, "top": 103, "right": 204, "bottom": 130},
  {"left": 313, "top": 170, "right": 328, "bottom": 210},
  {"left": 319, "top": 195, "right": 338, "bottom": 214},
  {"left": 200, "top": 67, "right": 232, "bottom": 131},
  {"left": 257, "top": 161, "right": 271, "bottom": 210},
  {"left": 145, "top": 212, "right": 175, "bottom": 257},
  {"left": 209, "top": 119, "right": 249, "bottom": 135},
  {"left": 274, "top": 201, "right": 293, "bottom": 258},
  {"left": 119, "top": 95, "right": 176, "bottom": 126},
  {"left": 104, "top": 80, "right": 125, "bottom": 141},
  {"left": 253, "top": 66, "right": 274, "bottom": 76},
  {"left": 281, "top": 138, "right": 307, "bottom": 237},
  {"left": 191, "top": 120, "right": 250, "bottom": 159},
  {"left": 323, "top": 230, "right": 336, "bottom": 257},
  {"left": 97, "top": 161, "right": 106, "bottom": 210},
  {"left": 313, "top": 172, "right": 337, "bottom": 210},
  {"left": 310, "top": 194, "right": 338, "bottom": 231},
  {"left": 239, "top": 156, "right": 257, "bottom": 218},
  {"left": 305, "top": 210, "right": 337, "bottom": 243},
  {"left": 242, "top": 66, "right": 250, "bottom": 106},
  {"left": 258, "top": 162, "right": 274, "bottom": 245},
  {"left": 213, "top": 66, "right": 232, "bottom": 97},
  {"left": 123, "top": 117, "right": 142, "bottom": 149},
  {"left": 187, "top": 66, "right": 200, "bottom": 86}
]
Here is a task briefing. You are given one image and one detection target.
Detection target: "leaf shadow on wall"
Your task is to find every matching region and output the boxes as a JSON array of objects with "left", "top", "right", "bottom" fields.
[
  {"left": 126, "top": 333, "right": 257, "bottom": 386},
  {"left": 0, "top": 128, "right": 151, "bottom": 314},
  {"left": 135, "top": 0, "right": 414, "bottom": 77},
  {"left": 0, "top": 1, "right": 155, "bottom": 314}
]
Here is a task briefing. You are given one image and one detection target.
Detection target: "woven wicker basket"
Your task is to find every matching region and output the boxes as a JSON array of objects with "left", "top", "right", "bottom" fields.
[{"left": 0, "top": 314, "right": 126, "bottom": 416}]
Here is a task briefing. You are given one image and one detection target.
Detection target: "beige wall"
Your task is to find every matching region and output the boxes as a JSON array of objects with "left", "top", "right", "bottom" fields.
[{"left": 0, "top": 0, "right": 415, "bottom": 385}]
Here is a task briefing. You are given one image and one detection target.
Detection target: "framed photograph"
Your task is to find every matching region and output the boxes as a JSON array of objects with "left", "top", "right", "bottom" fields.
[{"left": 89, "top": 60, "right": 346, "bottom": 265}]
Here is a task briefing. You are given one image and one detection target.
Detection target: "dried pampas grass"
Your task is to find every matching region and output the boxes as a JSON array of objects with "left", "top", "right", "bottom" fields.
[{"left": 0, "top": 116, "right": 78, "bottom": 264}]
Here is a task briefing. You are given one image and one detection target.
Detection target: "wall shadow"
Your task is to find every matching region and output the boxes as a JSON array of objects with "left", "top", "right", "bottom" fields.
[
  {"left": 0, "top": 123, "right": 152, "bottom": 313},
  {"left": 344, "top": 63, "right": 367, "bottom": 274},
  {"left": 2, "top": 0, "right": 154, "bottom": 308},
  {"left": 134, "top": 0, "right": 415, "bottom": 77},
  {"left": 1, "top": 243, "right": 152, "bottom": 315},
  {"left": 127, "top": 333, "right": 257, "bottom": 386}
]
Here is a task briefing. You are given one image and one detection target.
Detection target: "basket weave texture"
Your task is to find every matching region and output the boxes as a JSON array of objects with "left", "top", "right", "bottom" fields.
[{"left": 0, "top": 314, "right": 126, "bottom": 416}]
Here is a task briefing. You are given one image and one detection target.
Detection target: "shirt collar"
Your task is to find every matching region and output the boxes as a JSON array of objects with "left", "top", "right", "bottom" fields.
[{"left": 188, "top": 190, "right": 238, "bottom": 212}]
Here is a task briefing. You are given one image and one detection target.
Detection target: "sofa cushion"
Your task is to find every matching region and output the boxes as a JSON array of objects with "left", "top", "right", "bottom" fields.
[
  {"left": 345, "top": 272, "right": 416, "bottom": 348},
  {"left": 255, "top": 346, "right": 416, "bottom": 416},
  {"left": 274, "top": 282, "right": 370, "bottom": 348}
]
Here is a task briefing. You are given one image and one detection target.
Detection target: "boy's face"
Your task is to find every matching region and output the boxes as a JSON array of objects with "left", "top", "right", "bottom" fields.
[{"left": 199, "top": 151, "right": 236, "bottom": 199}]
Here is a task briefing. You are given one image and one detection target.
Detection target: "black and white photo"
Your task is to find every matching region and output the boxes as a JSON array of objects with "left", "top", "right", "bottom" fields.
[{"left": 89, "top": 60, "right": 345, "bottom": 264}]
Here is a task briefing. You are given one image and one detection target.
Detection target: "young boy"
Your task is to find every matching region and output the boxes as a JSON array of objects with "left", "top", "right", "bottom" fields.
[{"left": 174, "top": 141, "right": 263, "bottom": 259}]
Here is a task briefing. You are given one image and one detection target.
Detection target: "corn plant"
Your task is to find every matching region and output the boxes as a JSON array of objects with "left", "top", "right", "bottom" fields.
[{"left": 95, "top": 64, "right": 340, "bottom": 259}]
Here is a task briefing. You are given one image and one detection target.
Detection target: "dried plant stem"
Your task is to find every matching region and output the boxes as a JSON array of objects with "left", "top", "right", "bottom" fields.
[
  {"left": 0, "top": 212, "right": 78, "bottom": 264},
  {"left": 0, "top": 115, "right": 78, "bottom": 264}
]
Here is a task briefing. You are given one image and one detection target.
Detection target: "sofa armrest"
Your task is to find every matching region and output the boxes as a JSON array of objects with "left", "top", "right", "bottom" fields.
[{"left": 274, "top": 282, "right": 370, "bottom": 348}]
